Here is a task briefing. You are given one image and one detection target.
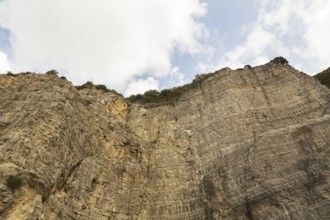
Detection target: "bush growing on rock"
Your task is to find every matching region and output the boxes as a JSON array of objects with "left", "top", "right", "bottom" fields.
[
  {"left": 94, "top": 84, "right": 109, "bottom": 92},
  {"left": 76, "top": 81, "right": 94, "bottom": 90},
  {"left": 6, "top": 175, "right": 23, "bottom": 191},
  {"left": 127, "top": 72, "right": 216, "bottom": 104},
  {"left": 271, "top": 56, "right": 289, "bottom": 65},
  {"left": 75, "top": 81, "right": 123, "bottom": 96},
  {"left": 6, "top": 71, "right": 14, "bottom": 76},
  {"left": 45, "top": 69, "right": 59, "bottom": 76}
]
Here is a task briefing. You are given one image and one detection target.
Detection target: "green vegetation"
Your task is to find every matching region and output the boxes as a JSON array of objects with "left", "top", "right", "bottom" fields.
[
  {"left": 244, "top": 64, "right": 252, "bottom": 69},
  {"left": 75, "top": 81, "right": 122, "bottom": 96},
  {"left": 76, "top": 81, "right": 93, "bottom": 90},
  {"left": 6, "top": 175, "right": 23, "bottom": 191},
  {"left": 45, "top": 69, "right": 68, "bottom": 81},
  {"left": 270, "top": 56, "right": 289, "bottom": 65},
  {"left": 314, "top": 67, "right": 330, "bottom": 88},
  {"left": 126, "top": 72, "right": 216, "bottom": 104},
  {"left": 45, "top": 69, "right": 59, "bottom": 76},
  {"left": 6, "top": 71, "right": 14, "bottom": 76}
]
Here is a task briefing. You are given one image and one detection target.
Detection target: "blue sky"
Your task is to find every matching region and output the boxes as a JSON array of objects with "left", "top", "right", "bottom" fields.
[
  {"left": 0, "top": 0, "right": 329, "bottom": 96},
  {"left": 171, "top": 0, "right": 260, "bottom": 84}
]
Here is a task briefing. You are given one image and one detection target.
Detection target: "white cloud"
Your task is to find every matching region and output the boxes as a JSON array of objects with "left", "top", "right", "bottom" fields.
[
  {"left": 125, "top": 77, "right": 159, "bottom": 97},
  {"left": 124, "top": 66, "right": 186, "bottom": 96},
  {"left": 302, "top": 1, "right": 330, "bottom": 69},
  {"left": 0, "top": 50, "right": 10, "bottom": 72},
  {"left": 218, "top": 26, "right": 288, "bottom": 68},
  {"left": 161, "top": 66, "right": 186, "bottom": 89},
  {"left": 209, "top": 0, "right": 330, "bottom": 73},
  {"left": 0, "top": 0, "right": 208, "bottom": 92}
]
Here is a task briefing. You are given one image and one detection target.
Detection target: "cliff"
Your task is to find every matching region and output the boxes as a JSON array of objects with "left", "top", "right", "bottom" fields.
[{"left": 0, "top": 60, "right": 330, "bottom": 219}]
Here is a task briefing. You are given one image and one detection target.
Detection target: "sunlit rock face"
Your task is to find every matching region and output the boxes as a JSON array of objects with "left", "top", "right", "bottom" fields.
[{"left": 1, "top": 61, "right": 330, "bottom": 220}]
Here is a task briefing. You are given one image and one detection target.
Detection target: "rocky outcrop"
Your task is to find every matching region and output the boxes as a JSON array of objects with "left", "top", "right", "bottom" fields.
[{"left": 0, "top": 61, "right": 330, "bottom": 219}]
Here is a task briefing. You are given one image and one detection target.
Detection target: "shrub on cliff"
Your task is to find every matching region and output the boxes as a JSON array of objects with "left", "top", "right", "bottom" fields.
[
  {"left": 270, "top": 56, "right": 289, "bottom": 65},
  {"left": 75, "top": 81, "right": 122, "bottom": 96},
  {"left": 95, "top": 84, "right": 109, "bottom": 92},
  {"left": 6, "top": 71, "right": 14, "bottom": 76},
  {"left": 126, "top": 72, "right": 216, "bottom": 104},
  {"left": 45, "top": 69, "right": 59, "bottom": 76},
  {"left": 76, "top": 81, "right": 94, "bottom": 90},
  {"left": 6, "top": 175, "right": 23, "bottom": 191}
]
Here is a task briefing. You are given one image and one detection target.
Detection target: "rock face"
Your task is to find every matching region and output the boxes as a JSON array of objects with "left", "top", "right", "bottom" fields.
[{"left": 0, "top": 61, "right": 330, "bottom": 219}]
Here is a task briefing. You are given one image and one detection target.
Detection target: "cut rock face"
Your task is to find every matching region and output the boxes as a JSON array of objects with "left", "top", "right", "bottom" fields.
[{"left": 0, "top": 61, "right": 330, "bottom": 220}]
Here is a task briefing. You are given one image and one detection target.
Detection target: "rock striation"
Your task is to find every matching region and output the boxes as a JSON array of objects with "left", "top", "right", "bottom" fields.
[{"left": 0, "top": 60, "right": 330, "bottom": 219}]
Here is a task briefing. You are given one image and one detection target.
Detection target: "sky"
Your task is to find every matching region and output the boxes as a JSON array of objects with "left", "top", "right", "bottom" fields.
[{"left": 0, "top": 0, "right": 329, "bottom": 96}]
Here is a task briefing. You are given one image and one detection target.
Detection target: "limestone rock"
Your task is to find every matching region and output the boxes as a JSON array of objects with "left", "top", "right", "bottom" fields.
[{"left": 0, "top": 62, "right": 330, "bottom": 219}]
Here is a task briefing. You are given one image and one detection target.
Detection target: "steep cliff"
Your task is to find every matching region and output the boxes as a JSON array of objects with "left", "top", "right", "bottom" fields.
[{"left": 0, "top": 60, "right": 330, "bottom": 219}]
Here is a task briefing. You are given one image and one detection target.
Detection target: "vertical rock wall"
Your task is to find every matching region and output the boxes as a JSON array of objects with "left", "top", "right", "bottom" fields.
[{"left": 0, "top": 62, "right": 329, "bottom": 219}]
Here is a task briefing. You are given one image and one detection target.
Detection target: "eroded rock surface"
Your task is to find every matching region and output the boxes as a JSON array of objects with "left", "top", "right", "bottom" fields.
[{"left": 0, "top": 62, "right": 330, "bottom": 219}]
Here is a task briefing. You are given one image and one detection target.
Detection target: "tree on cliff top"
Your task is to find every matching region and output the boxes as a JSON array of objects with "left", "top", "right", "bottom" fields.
[{"left": 270, "top": 56, "right": 289, "bottom": 65}]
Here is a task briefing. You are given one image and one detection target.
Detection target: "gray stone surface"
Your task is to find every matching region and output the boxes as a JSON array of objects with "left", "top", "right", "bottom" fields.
[{"left": 0, "top": 62, "right": 329, "bottom": 219}]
